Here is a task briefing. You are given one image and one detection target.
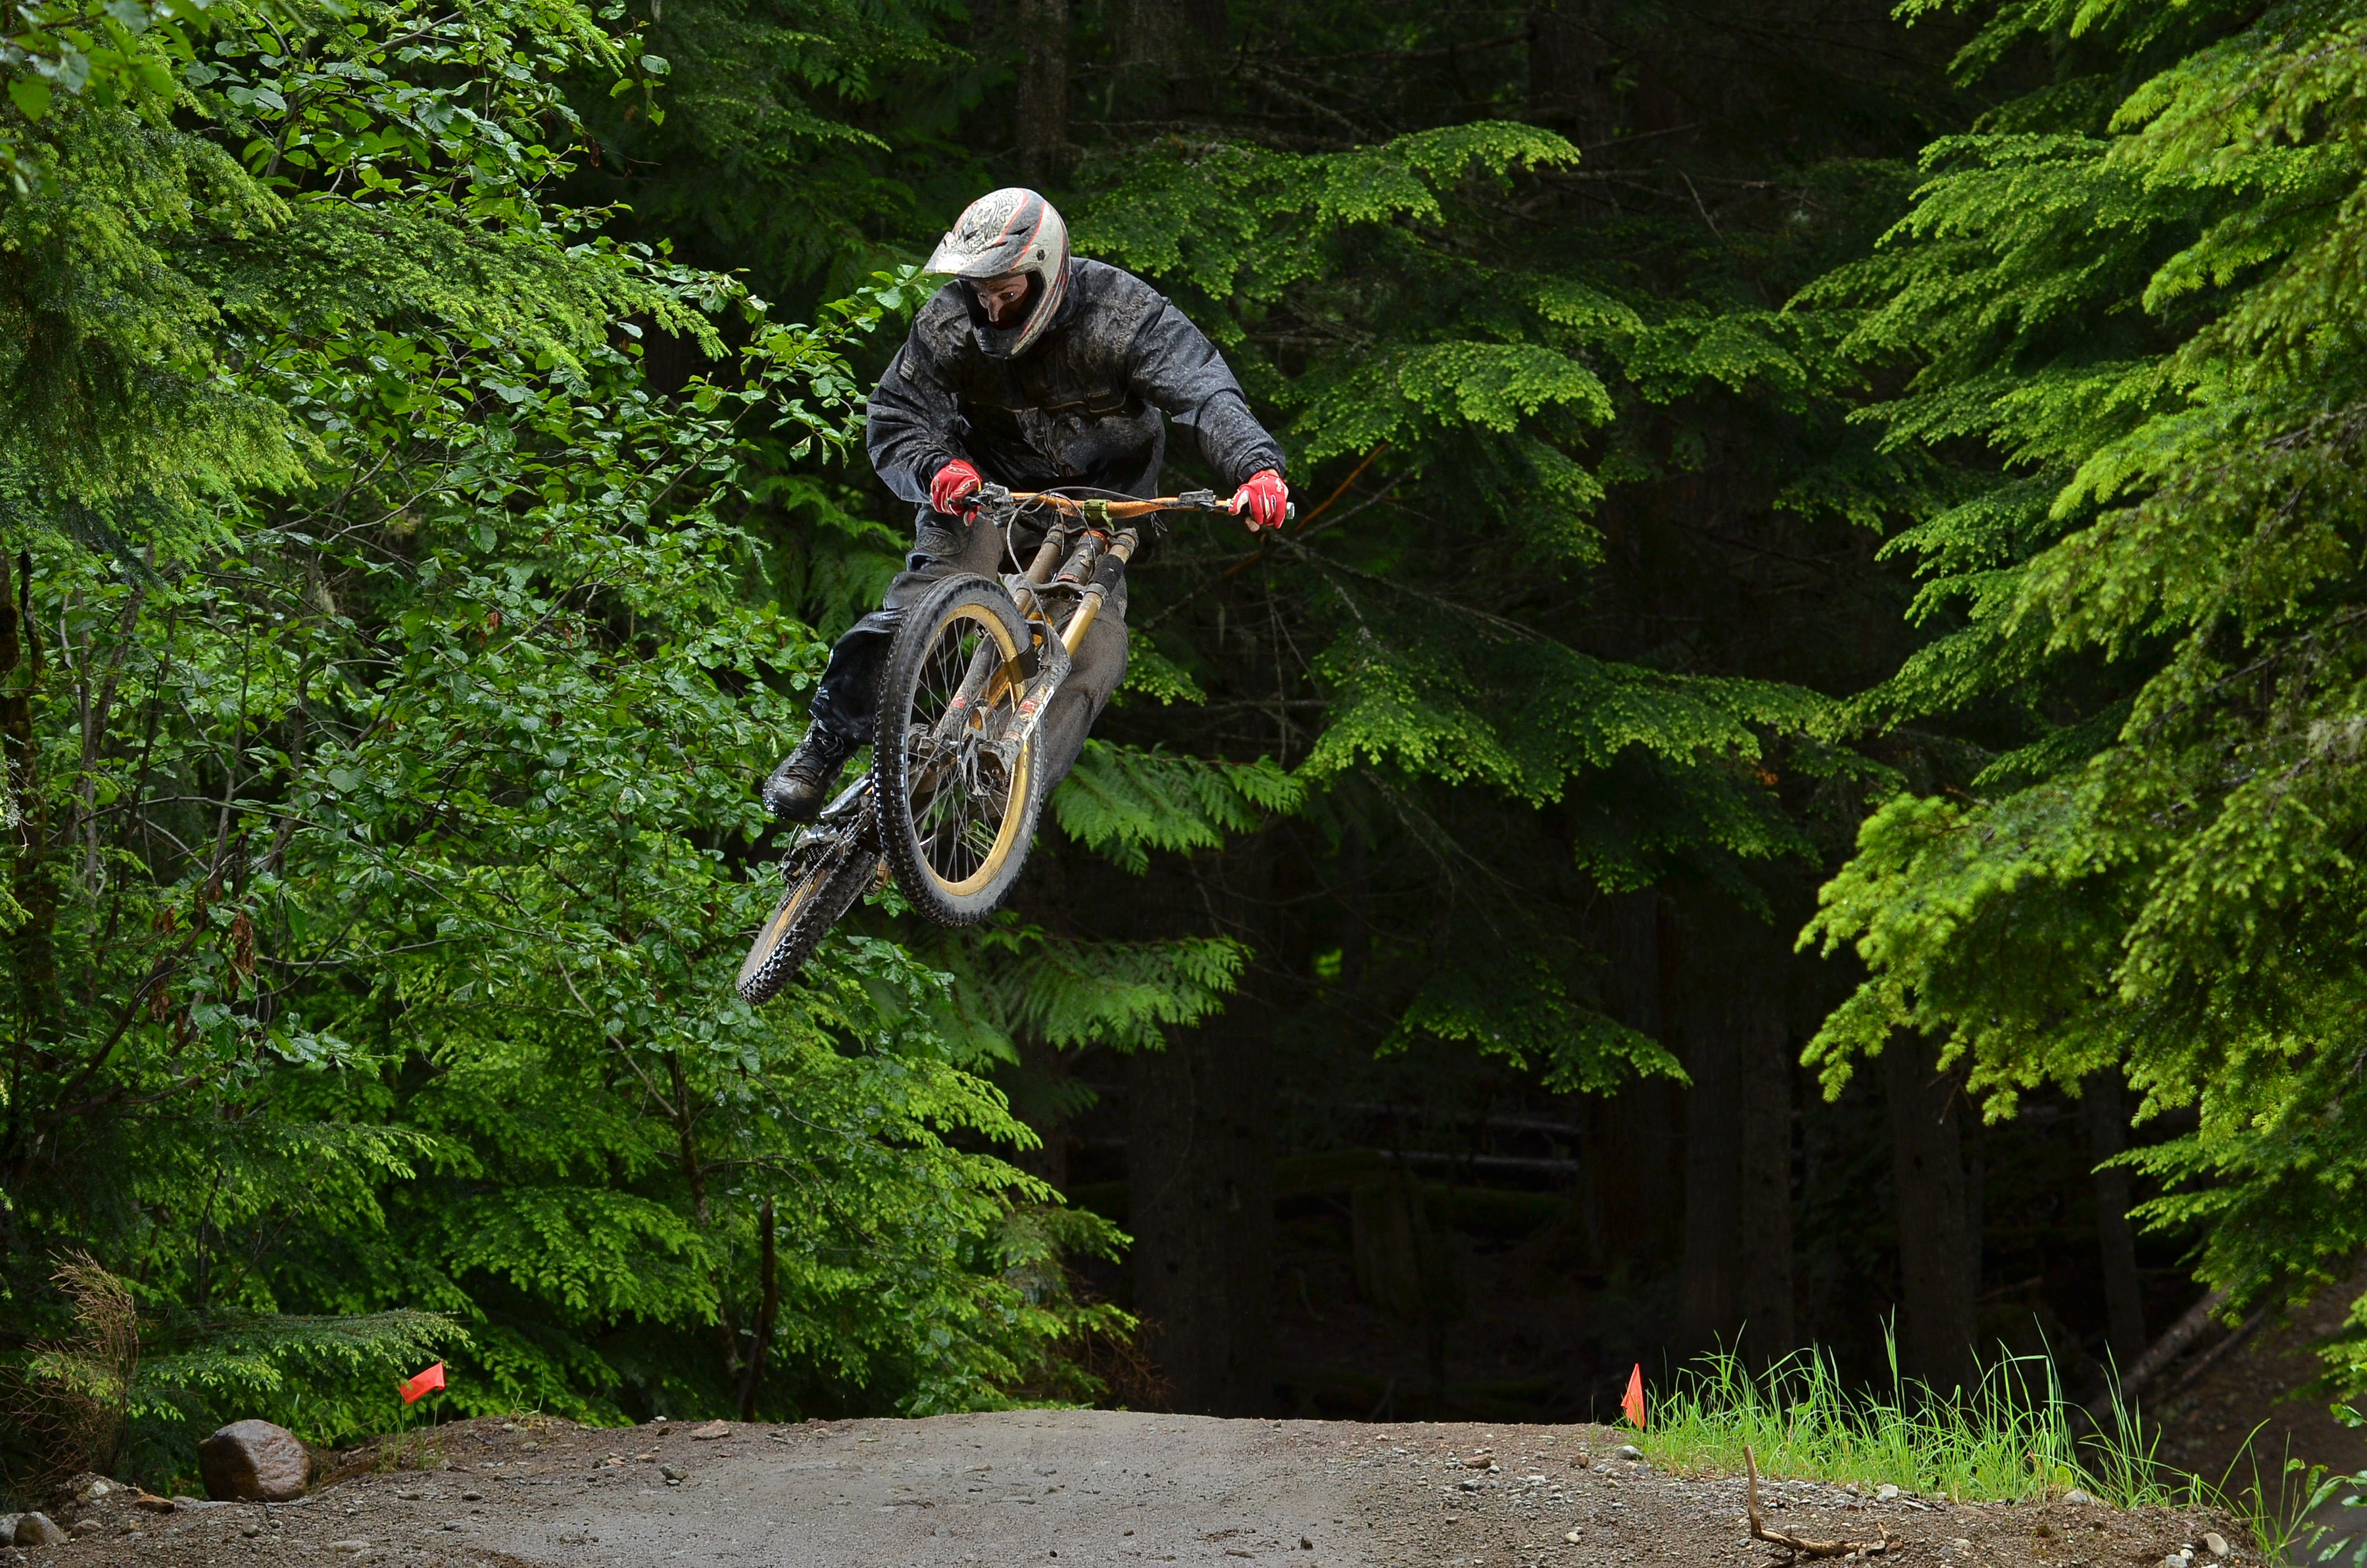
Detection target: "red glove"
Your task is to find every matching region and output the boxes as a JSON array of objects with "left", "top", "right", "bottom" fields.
[
  {"left": 929, "top": 458, "right": 982, "bottom": 516},
  {"left": 1230, "top": 468, "right": 1289, "bottom": 531}
]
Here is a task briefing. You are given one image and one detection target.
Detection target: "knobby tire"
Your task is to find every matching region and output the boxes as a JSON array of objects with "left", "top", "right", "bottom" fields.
[
  {"left": 735, "top": 821, "right": 879, "bottom": 1004},
  {"left": 874, "top": 574, "right": 1041, "bottom": 925}
]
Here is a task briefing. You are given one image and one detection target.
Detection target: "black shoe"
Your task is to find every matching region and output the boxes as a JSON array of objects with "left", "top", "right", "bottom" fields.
[{"left": 763, "top": 724, "right": 858, "bottom": 822}]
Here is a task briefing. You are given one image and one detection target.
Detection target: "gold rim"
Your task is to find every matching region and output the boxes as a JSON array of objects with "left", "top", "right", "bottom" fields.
[{"left": 904, "top": 601, "right": 1034, "bottom": 901}]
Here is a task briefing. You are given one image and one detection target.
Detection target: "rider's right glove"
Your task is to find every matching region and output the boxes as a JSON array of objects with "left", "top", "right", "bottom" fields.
[{"left": 930, "top": 457, "right": 983, "bottom": 516}]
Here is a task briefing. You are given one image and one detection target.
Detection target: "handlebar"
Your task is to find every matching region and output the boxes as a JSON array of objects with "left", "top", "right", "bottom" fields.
[{"left": 973, "top": 484, "right": 1296, "bottom": 526}]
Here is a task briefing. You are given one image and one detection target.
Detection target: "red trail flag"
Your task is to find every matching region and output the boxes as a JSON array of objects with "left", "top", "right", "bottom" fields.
[
  {"left": 1621, "top": 1363, "right": 1647, "bottom": 1431},
  {"left": 399, "top": 1362, "right": 446, "bottom": 1406}
]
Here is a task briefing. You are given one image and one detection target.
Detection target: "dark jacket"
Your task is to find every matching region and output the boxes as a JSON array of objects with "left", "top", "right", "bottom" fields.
[{"left": 867, "top": 258, "right": 1285, "bottom": 502}]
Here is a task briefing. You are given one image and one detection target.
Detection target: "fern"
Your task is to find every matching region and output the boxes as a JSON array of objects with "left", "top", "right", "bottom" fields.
[
  {"left": 1052, "top": 740, "right": 1302, "bottom": 873},
  {"left": 927, "top": 927, "right": 1245, "bottom": 1056}
]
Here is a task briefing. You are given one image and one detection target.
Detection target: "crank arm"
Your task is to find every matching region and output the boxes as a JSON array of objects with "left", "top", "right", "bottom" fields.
[{"left": 815, "top": 772, "right": 873, "bottom": 825}]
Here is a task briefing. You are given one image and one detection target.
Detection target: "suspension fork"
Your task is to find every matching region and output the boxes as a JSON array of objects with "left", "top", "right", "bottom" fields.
[
  {"left": 929, "top": 509, "right": 1138, "bottom": 771},
  {"left": 1059, "top": 525, "right": 1138, "bottom": 655},
  {"left": 985, "top": 522, "right": 1137, "bottom": 768},
  {"left": 930, "top": 515, "right": 1065, "bottom": 752}
]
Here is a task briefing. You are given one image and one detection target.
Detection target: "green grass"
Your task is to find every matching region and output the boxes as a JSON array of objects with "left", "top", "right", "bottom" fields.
[
  {"left": 1629, "top": 1341, "right": 2366, "bottom": 1563},
  {"left": 1636, "top": 1340, "right": 2169, "bottom": 1507}
]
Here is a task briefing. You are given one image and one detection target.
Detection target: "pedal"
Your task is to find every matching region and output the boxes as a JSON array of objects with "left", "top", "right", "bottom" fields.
[{"left": 872, "top": 859, "right": 894, "bottom": 895}]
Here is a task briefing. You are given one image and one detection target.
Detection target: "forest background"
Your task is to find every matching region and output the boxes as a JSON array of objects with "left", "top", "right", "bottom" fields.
[{"left": 4, "top": 0, "right": 2367, "bottom": 1503}]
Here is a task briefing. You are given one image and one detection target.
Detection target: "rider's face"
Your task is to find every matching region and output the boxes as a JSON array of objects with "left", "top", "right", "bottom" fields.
[{"left": 973, "top": 273, "right": 1031, "bottom": 325}]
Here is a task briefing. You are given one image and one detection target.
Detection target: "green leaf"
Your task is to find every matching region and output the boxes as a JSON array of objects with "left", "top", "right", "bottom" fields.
[{"left": 8, "top": 76, "right": 53, "bottom": 121}]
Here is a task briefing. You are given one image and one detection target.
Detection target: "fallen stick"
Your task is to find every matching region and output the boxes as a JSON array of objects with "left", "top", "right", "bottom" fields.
[
  {"left": 2161, "top": 1304, "right": 2265, "bottom": 1406},
  {"left": 1743, "top": 1445, "right": 1899, "bottom": 1560},
  {"left": 2084, "top": 1287, "right": 2230, "bottom": 1419}
]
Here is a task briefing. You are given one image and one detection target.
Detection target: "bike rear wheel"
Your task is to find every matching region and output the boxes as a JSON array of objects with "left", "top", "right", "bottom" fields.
[
  {"left": 735, "top": 821, "right": 880, "bottom": 1003},
  {"left": 873, "top": 574, "right": 1041, "bottom": 925}
]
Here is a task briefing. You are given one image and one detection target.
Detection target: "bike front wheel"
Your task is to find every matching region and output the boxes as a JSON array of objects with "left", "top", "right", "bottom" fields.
[{"left": 873, "top": 574, "right": 1041, "bottom": 925}]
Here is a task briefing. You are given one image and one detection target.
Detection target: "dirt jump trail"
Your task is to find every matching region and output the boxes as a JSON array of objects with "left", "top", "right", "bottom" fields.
[{"left": 33, "top": 1412, "right": 2250, "bottom": 1568}]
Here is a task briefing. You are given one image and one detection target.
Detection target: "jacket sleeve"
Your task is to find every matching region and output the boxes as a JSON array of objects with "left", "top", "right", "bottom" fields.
[
  {"left": 866, "top": 331, "right": 965, "bottom": 506},
  {"left": 1124, "top": 300, "right": 1287, "bottom": 487}
]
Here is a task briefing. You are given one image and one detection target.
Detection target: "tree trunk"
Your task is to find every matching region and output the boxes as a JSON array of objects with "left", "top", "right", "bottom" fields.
[
  {"left": 735, "top": 1195, "right": 778, "bottom": 1420},
  {"left": 2, "top": 550, "right": 56, "bottom": 1043},
  {"left": 1526, "top": 0, "right": 1607, "bottom": 140},
  {"left": 1128, "top": 1012, "right": 1273, "bottom": 1413},
  {"left": 1734, "top": 1011, "right": 1794, "bottom": 1365},
  {"left": 1583, "top": 891, "right": 1680, "bottom": 1270},
  {"left": 1338, "top": 824, "right": 1369, "bottom": 993},
  {"left": 1677, "top": 975, "right": 1739, "bottom": 1354},
  {"left": 1009, "top": 1033, "right": 1072, "bottom": 1193},
  {"left": 1107, "top": 0, "right": 1226, "bottom": 118},
  {"left": 1126, "top": 835, "right": 1274, "bottom": 1416},
  {"left": 1, "top": 547, "right": 55, "bottom": 1272},
  {"left": 1963, "top": 1112, "right": 1985, "bottom": 1304},
  {"left": 663, "top": 1049, "right": 747, "bottom": 1399},
  {"left": 2085, "top": 1071, "right": 2148, "bottom": 1367},
  {"left": 1885, "top": 1037, "right": 1974, "bottom": 1396},
  {"left": 1014, "top": 0, "right": 1069, "bottom": 185}
]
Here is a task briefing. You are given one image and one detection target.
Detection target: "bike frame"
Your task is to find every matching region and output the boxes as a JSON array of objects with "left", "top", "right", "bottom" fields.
[
  {"left": 854, "top": 485, "right": 1289, "bottom": 813},
  {"left": 739, "top": 484, "right": 1290, "bottom": 994},
  {"left": 991, "top": 485, "right": 1234, "bottom": 648},
  {"left": 944, "top": 485, "right": 1259, "bottom": 763}
]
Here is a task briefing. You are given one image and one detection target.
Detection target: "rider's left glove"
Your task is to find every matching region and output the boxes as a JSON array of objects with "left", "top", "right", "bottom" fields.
[
  {"left": 1230, "top": 468, "right": 1289, "bottom": 531},
  {"left": 930, "top": 457, "right": 983, "bottom": 516}
]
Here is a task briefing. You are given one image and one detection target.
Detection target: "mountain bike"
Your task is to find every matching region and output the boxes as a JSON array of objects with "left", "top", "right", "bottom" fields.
[{"left": 735, "top": 484, "right": 1288, "bottom": 1003}]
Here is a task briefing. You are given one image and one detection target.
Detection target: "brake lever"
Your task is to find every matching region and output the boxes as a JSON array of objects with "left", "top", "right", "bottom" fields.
[
  {"left": 1177, "top": 488, "right": 1295, "bottom": 528},
  {"left": 967, "top": 481, "right": 1014, "bottom": 522}
]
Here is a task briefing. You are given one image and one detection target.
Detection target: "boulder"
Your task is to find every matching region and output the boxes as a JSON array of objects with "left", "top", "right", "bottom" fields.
[
  {"left": 198, "top": 1420, "right": 313, "bottom": 1501},
  {"left": 10, "top": 1514, "right": 65, "bottom": 1547},
  {"left": 0, "top": 1518, "right": 16, "bottom": 1547}
]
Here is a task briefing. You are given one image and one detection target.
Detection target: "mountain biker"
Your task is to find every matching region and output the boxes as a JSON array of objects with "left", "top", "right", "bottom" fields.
[{"left": 762, "top": 188, "right": 1291, "bottom": 822}]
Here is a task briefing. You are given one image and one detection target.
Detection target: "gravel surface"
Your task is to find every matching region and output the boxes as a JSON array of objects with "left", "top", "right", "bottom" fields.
[{"left": 17, "top": 1414, "right": 2249, "bottom": 1567}]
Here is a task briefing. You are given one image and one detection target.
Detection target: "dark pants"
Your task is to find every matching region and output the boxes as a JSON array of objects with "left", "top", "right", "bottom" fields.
[{"left": 806, "top": 510, "right": 1128, "bottom": 797}]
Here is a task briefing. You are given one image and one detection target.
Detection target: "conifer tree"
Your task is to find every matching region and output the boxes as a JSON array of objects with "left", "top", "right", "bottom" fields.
[{"left": 1805, "top": 0, "right": 2367, "bottom": 1394}]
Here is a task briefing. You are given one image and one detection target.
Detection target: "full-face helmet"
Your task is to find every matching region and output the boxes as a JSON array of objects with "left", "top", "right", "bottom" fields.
[{"left": 925, "top": 188, "right": 1072, "bottom": 358}]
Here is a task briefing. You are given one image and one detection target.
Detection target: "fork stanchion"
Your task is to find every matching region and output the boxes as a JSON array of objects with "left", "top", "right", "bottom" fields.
[{"left": 1022, "top": 528, "right": 1067, "bottom": 585}]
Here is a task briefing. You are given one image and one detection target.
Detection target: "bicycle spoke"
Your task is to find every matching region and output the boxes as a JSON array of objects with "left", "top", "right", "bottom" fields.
[
  {"left": 897, "top": 607, "right": 1020, "bottom": 889},
  {"left": 876, "top": 581, "right": 1047, "bottom": 924}
]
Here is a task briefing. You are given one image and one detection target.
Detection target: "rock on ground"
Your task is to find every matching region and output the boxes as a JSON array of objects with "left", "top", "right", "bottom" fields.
[
  {"left": 197, "top": 1420, "right": 313, "bottom": 1503},
  {"left": 30, "top": 1413, "right": 2248, "bottom": 1568},
  {"left": 8, "top": 1513, "right": 65, "bottom": 1547}
]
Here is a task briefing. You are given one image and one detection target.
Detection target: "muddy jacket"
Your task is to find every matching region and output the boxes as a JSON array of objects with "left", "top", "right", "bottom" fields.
[{"left": 867, "top": 258, "right": 1285, "bottom": 503}]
